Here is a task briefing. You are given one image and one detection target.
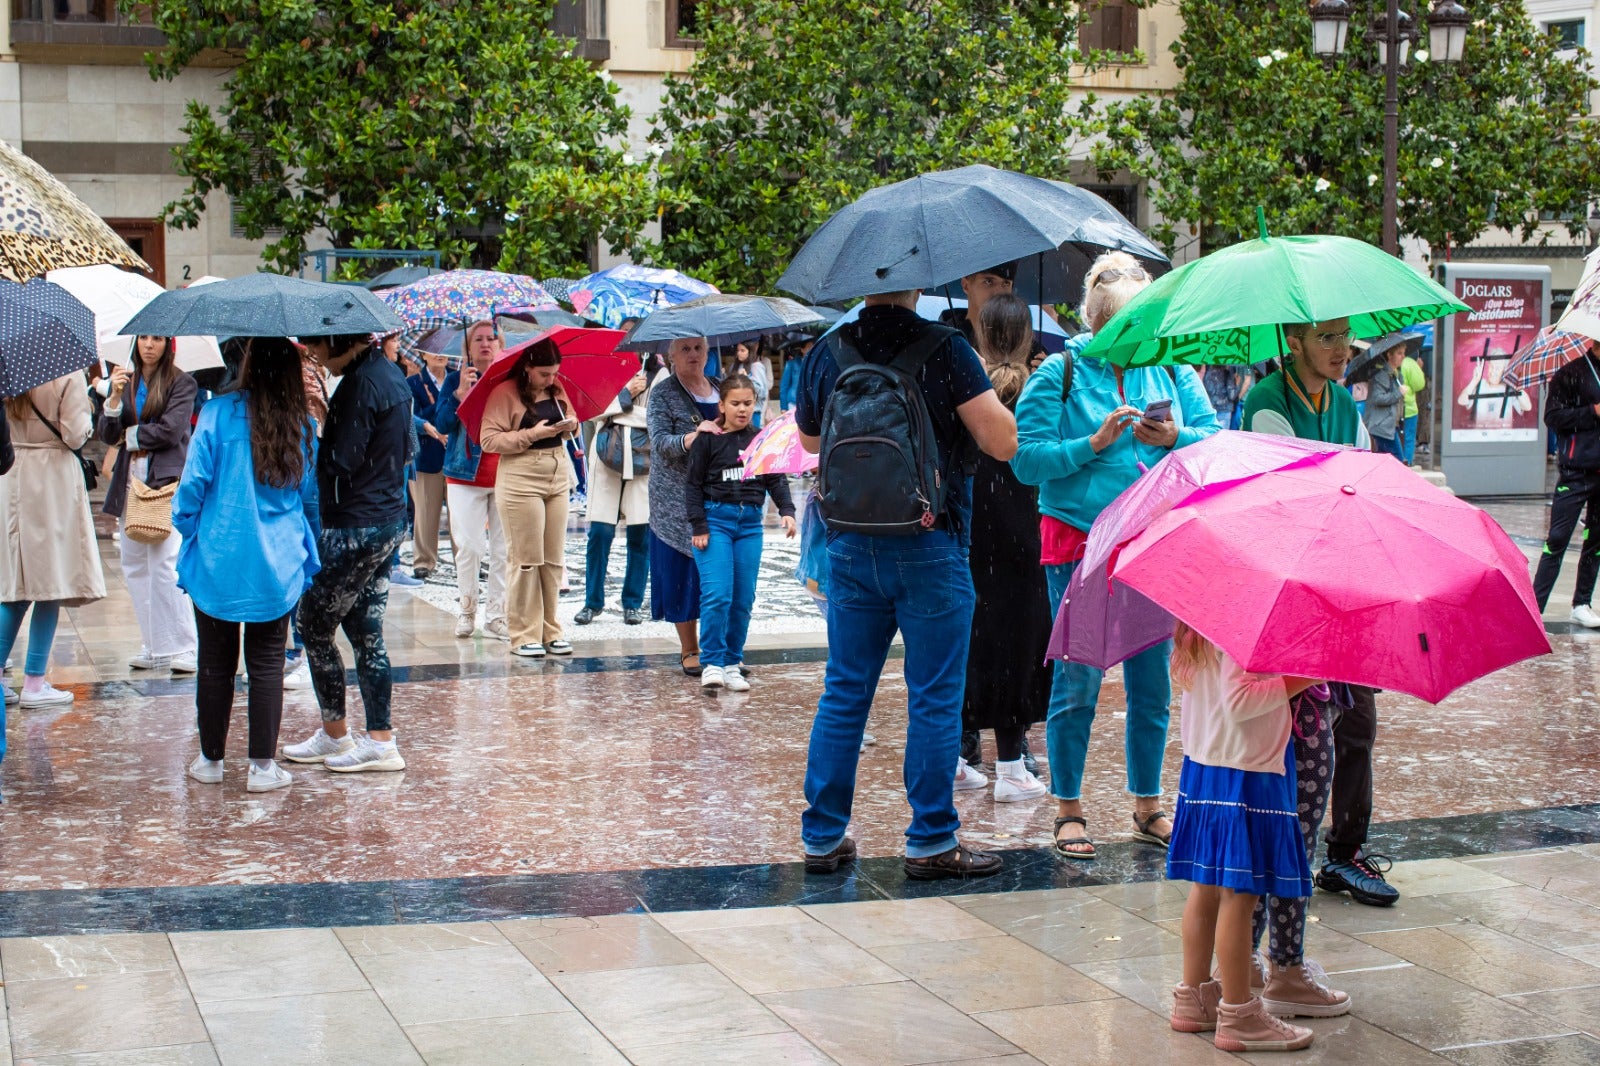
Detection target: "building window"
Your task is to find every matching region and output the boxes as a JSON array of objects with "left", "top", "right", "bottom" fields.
[
  {"left": 1079, "top": 0, "right": 1139, "bottom": 56},
  {"left": 1082, "top": 184, "right": 1139, "bottom": 225},
  {"left": 1547, "top": 18, "right": 1585, "bottom": 50},
  {"left": 666, "top": 0, "right": 700, "bottom": 48}
]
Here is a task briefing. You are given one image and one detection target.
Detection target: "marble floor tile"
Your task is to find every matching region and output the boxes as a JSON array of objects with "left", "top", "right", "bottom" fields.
[
  {"left": 958, "top": 892, "right": 1181, "bottom": 964},
  {"left": 168, "top": 928, "right": 369, "bottom": 1003},
  {"left": 948, "top": 888, "right": 1093, "bottom": 912},
  {"left": 354, "top": 944, "right": 571, "bottom": 1025},
  {"left": 1307, "top": 892, "right": 1479, "bottom": 937},
  {"left": 869, "top": 935, "right": 1119, "bottom": 1014},
  {"left": 22, "top": 1046, "right": 221, "bottom": 1066},
  {"left": 761, "top": 981, "right": 1022, "bottom": 1066},
  {"left": 801, "top": 897, "right": 1009, "bottom": 949},
  {"left": 199, "top": 989, "right": 423, "bottom": 1066},
  {"left": 1326, "top": 965, "right": 1568, "bottom": 1050},
  {"left": 1427, "top": 886, "right": 1600, "bottom": 953},
  {"left": 333, "top": 921, "right": 509, "bottom": 957},
  {"left": 1144, "top": 918, "right": 1408, "bottom": 979},
  {"left": 1465, "top": 848, "right": 1600, "bottom": 907},
  {"left": 1359, "top": 923, "right": 1600, "bottom": 997},
  {"left": 1067, "top": 949, "right": 1189, "bottom": 1017},
  {"left": 1439, "top": 1034, "right": 1600, "bottom": 1066},
  {"left": 623, "top": 1031, "right": 838, "bottom": 1065},
  {"left": 1082, "top": 880, "right": 1193, "bottom": 923},
  {"left": 3, "top": 970, "right": 208, "bottom": 1059},
  {"left": 496, "top": 914, "right": 704, "bottom": 975},
  {"left": 973, "top": 998, "right": 1238, "bottom": 1066},
  {"left": 652, "top": 905, "right": 810, "bottom": 933},
  {"left": 1385, "top": 858, "right": 1523, "bottom": 898},
  {"left": 1234, "top": 1016, "right": 1448, "bottom": 1065},
  {"left": 1504, "top": 985, "right": 1600, "bottom": 1039},
  {"left": 0, "top": 933, "right": 178, "bottom": 981},
  {"left": 0, "top": 1015, "right": 10, "bottom": 1066},
  {"left": 550, "top": 962, "right": 790, "bottom": 1050},
  {"left": 666, "top": 913, "right": 905, "bottom": 996},
  {"left": 403, "top": 1010, "right": 629, "bottom": 1065}
]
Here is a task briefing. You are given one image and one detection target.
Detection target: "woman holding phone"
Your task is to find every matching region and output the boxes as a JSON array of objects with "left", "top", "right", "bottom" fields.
[
  {"left": 479, "top": 337, "right": 578, "bottom": 658},
  {"left": 1011, "top": 251, "right": 1220, "bottom": 860}
]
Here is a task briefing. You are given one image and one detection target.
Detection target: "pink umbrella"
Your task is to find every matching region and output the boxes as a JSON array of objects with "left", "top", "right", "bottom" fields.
[
  {"left": 1050, "top": 430, "right": 1349, "bottom": 669},
  {"left": 739, "top": 409, "right": 817, "bottom": 477},
  {"left": 1107, "top": 448, "right": 1549, "bottom": 704}
]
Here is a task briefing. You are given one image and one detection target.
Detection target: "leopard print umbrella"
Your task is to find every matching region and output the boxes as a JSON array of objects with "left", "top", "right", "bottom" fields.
[{"left": 0, "top": 138, "right": 149, "bottom": 283}]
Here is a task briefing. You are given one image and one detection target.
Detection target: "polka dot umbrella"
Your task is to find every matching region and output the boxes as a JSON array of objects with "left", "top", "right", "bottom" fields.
[
  {"left": 0, "top": 138, "right": 148, "bottom": 283},
  {"left": 0, "top": 278, "right": 99, "bottom": 398}
]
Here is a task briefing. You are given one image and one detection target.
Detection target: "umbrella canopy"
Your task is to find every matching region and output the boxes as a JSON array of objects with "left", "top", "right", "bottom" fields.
[
  {"left": 739, "top": 409, "right": 817, "bottom": 478},
  {"left": 363, "top": 265, "right": 438, "bottom": 291},
  {"left": 379, "top": 269, "right": 558, "bottom": 339},
  {"left": 1108, "top": 448, "right": 1548, "bottom": 703},
  {"left": 46, "top": 264, "right": 224, "bottom": 373},
  {"left": 1503, "top": 326, "right": 1593, "bottom": 391},
  {"left": 570, "top": 265, "right": 719, "bottom": 328},
  {"left": 0, "top": 278, "right": 99, "bottom": 397},
  {"left": 455, "top": 326, "right": 635, "bottom": 441},
  {"left": 0, "top": 139, "right": 148, "bottom": 282},
  {"left": 776, "top": 165, "right": 1130, "bottom": 303},
  {"left": 1344, "top": 332, "right": 1423, "bottom": 386},
  {"left": 540, "top": 277, "right": 581, "bottom": 306},
  {"left": 411, "top": 311, "right": 587, "bottom": 362},
  {"left": 823, "top": 295, "right": 1074, "bottom": 353},
  {"left": 1049, "top": 430, "right": 1349, "bottom": 670},
  {"left": 1556, "top": 263, "right": 1600, "bottom": 344},
  {"left": 618, "top": 294, "right": 825, "bottom": 354},
  {"left": 1081, "top": 226, "right": 1468, "bottom": 368},
  {"left": 121, "top": 272, "right": 402, "bottom": 339}
]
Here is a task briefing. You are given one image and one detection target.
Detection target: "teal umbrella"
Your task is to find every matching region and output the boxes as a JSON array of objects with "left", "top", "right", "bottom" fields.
[{"left": 1082, "top": 212, "right": 1468, "bottom": 368}]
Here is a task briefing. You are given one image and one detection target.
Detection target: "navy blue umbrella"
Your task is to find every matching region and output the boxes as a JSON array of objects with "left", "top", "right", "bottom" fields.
[
  {"left": 618, "top": 294, "right": 826, "bottom": 354},
  {"left": 121, "top": 272, "right": 403, "bottom": 339},
  {"left": 777, "top": 165, "right": 1137, "bottom": 303},
  {"left": 0, "top": 278, "right": 98, "bottom": 397}
]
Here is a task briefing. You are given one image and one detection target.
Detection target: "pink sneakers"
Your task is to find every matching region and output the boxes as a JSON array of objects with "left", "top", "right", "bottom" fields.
[
  {"left": 1170, "top": 980, "right": 1223, "bottom": 1032},
  {"left": 1214, "top": 996, "right": 1314, "bottom": 1052},
  {"left": 1263, "top": 959, "right": 1352, "bottom": 1018}
]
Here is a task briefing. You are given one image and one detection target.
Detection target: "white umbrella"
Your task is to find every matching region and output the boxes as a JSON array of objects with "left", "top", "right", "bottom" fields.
[{"left": 46, "top": 264, "right": 224, "bottom": 372}]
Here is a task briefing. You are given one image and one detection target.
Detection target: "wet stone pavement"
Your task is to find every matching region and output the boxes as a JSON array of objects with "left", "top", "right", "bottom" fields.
[{"left": 1, "top": 490, "right": 1598, "bottom": 1063}]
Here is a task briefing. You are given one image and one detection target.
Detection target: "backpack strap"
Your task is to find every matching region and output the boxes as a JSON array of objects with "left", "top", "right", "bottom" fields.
[{"left": 888, "top": 322, "right": 959, "bottom": 378}]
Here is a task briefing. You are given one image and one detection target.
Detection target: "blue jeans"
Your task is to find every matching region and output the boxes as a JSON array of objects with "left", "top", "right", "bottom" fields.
[
  {"left": 586, "top": 521, "right": 649, "bottom": 612},
  {"left": 1044, "top": 563, "right": 1172, "bottom": 801},
  {"left": 802, "top": 529, "right": 976, "bottom": 859},
  {"left": 0, "top": 600, "right": 62, "bottom": 769},
  {"left": 694, "top": 502, "right": 765, "bottom": 668},
  {"left": 1373, "top": 434, "right": 1405, "bottom": 461},
  {"left": 1402, "top": 414, "right": 1418, "bottom": 464}
]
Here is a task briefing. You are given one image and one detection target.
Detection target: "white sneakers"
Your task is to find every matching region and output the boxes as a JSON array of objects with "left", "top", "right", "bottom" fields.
[
  {"left": 484, "top": 618, "right": 511, "bottom": 642},
  {"left": 325, "top": 736, "right": 406, "bottom": 773},
  {"left": 701, "top": 664, "right": 725, "bottom": 689},
  {"left": 169, "top": 652, "right": 197, "bottom": 674},
  {"left": 18, "top": 683, "right": 73, "bottom": 708},
  {"left": 129, "top": 649, "right": 196, "bottom": 672},
  {"left": 283, "top": 656, "right": 312, "bottom": 689},
  {"left": 3, "top": 687, "right": 15, "bottom": 706},
  {"left": 723, "top": 665, "right": 750, "bottom": 692},
  {"left": 455, "top": 613, "right": 476, "bottom": 638},
  {"left": 954, "top": 758, "right": 989, "bottom": 791},
  {"left": 247, "top": 762, "right": 294, "bottom": 792},
  {"left": 993, "top": 759, "right": 1049, "bottom": 802},
  {"left": 282, "top": 727, "right": 356, "bottom": 764},
  {"left": 1572, "top": 604, "right": 1600, "bottom": 628},
  {"left": 187, "top": 755, "right": 223, "bottom": 784}
]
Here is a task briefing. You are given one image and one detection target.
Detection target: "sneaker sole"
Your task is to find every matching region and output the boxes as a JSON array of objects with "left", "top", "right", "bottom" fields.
[
  {"left": 547, "top": 647, "right": 573, "bottom": 656},
  {"left": 327, "top": 756, "right": 406, "bottom": 773},
  {"left": 1315, "top": 873, "right": 1399, "bottom": 907},
  {"left": 18, "top": 697, "right": 73, "bottom": 708},
  {"left": 246, "top": 777, "right": 293, "bottom": 793},
  {"left": 1263, "top": 997, "right": 1352, "bottom": 1018},
  {"left": 994, "top": 786, "right": 1048, "bottom": 802},
  {"left": 1215, "top": 1034, "right": 1313, "bottom": 1052},
  {"left": 187, "top": 771, "right": 223, "bottom": 784},
  {"left": 283, "top": 748, "right": 353, "bottom": 764},
  {"left": 953, "top": 780, "right": 988, "bottom": 791},
  {"left": 1169, "top": 1017, "right": 1216, "bottom": 1033}
]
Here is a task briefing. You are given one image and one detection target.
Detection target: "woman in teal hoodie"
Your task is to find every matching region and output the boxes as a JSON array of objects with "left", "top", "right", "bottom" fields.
[{"left": 1011, "top": 252, "right": 1219, "bottom": 860}]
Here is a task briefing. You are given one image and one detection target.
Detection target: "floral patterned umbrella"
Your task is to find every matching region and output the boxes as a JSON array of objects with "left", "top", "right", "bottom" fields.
[
  {"left": 569, "top": 265, "right": 718, "bottom": 328},
  {"left": 0, "top": 138, "right": 148, "bottom": 283},
  {"left": 738, "top": 409, "right": 817, "bottom": 478},
  {"left": 379, "top": 269, "right": 558, "bottom": 343}
]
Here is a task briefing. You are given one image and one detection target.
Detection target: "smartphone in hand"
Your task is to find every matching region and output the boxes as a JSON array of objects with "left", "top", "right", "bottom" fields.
[{"left": 1141, "top": 398, "right": 1174, "bottom": 423}]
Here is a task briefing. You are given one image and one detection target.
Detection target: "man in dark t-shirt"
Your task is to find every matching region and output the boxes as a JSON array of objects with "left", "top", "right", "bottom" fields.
[{"left": 794, "top": 290, "right": 1017, "bottom": 881}]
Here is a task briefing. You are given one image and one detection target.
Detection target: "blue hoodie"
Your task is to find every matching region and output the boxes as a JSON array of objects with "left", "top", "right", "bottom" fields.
[{"left": 1011, "top": 335, "right": 1220, "bottom": 533}]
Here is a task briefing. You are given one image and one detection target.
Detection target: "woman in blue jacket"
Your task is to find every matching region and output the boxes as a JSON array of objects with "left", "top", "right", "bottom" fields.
[
  {"left": 175, "top": 337, "right": 321, "bottom": 794},
  {"left": 1011, "top": 252, "right": 1219, "bottom": 860}
]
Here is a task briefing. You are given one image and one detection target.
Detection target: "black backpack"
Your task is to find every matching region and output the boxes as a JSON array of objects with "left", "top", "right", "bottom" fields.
[{"left": 818, "top": 321, "right": 958, "bottom": 535}]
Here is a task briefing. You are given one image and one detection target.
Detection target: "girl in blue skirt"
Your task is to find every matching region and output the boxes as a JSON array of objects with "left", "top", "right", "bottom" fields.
[{"left": 1165, "top": 621, "right": 1318, "bottom": 1053}]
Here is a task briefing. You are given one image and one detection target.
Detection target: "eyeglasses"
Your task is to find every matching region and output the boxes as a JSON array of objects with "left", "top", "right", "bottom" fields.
[
  {"left": 1093, "top": 266, "right": 1150, "bottom": 288},
  {"left": 1311, "top": 328, "right": 1353, "bottom": 347}
]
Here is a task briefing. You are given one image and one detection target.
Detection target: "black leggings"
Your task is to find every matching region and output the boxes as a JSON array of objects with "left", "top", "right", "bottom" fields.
[
  {"left": 1253, "top": 692, "right": 1336, "bottom": 966},
  {"left": 195, "top": 607, "right": 290, "bottom": 761},
  {"left": 993, "top": 725, "right": 1027, "bottom": 762}
]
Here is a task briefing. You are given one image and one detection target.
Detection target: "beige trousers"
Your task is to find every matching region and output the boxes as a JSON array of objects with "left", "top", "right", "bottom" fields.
[
  {"left": 409, "top": 471, "right": 448, "bottom": 572},
  {"left": 496, "top": 448, "right": 571, "bottom": 647}
]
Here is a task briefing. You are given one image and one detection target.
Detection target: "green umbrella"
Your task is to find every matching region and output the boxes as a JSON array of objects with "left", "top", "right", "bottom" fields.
[{"left": 1082, "top": 211, "right": 1468, "bottom": 368}]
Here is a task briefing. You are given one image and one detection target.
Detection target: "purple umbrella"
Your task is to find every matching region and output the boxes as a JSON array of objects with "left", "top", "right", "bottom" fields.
[{"left": 1049, "top": 430, "right": 1348, "bottom": 669}]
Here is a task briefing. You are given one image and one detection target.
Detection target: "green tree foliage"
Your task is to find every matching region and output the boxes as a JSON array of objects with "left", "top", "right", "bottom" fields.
[
  {"left": 643, "top": 1, "right": 1116, "bottom": 293},
  {"left": 1091, "top": 1, "right": 1600, "bottom": 254},
  {"left": 129, "top": 0, "right": 661, "bottom": 275}
]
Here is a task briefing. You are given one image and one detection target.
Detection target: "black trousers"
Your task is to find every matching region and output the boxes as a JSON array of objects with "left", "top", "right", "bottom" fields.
[
  {"left": 195, "top": 606, "right": 290, "bottom": 762},
  {"left": 1324, "top": 684, "right": 1377, "bottom": 864},
  {"left": 1532, "top": 467, "right": 1600, "bottom": 612}
]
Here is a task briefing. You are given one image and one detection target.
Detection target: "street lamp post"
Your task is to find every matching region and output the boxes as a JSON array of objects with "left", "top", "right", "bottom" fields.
[{"left": 1308, "top": 0, "right": 1470, "bottom": 256}]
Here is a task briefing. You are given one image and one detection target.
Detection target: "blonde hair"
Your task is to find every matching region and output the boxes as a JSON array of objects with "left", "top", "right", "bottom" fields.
[
  {"left": 1169, "top": 620, "right": 1219, "bottom": 693},
  {"left": 1081, "top": 251, "right": 1151, "bottom": 334},
  {"left": 462, "top": 320, "right": 496, "bottom": 359}
]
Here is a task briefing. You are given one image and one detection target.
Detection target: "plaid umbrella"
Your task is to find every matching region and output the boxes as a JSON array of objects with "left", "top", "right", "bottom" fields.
[
  {"left": 0, "top": 139, "right": 148, "bottom": 282},
  {"left": 1503, "top": 327, "right": 1592, "bottom": 391},
  {"left": 379, "top": 269, "right": 558, "bottom": 344},
  {"left": 569, "top": 265, "right": 718, "bottom": 328}
]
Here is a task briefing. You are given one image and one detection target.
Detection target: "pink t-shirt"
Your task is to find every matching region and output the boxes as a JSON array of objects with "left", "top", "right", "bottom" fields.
[{"left": 1178, "top": 649, "right": 1292, "bottom": 775}]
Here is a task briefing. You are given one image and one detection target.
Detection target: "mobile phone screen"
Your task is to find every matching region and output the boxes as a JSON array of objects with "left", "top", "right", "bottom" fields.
[{"left": 1142, "top": 398, "right": 1174, "bottom": 422}]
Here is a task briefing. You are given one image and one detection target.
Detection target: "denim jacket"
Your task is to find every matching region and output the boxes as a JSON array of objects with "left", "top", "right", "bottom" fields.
[{"left": 434, "top": 371, "right": 483, "bottom": 482}]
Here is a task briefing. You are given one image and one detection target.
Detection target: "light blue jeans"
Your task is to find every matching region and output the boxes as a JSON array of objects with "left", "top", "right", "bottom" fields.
[
  {"left": 1, "top": 600, "right": 63, "bottom": 767},
  {"left": 1044, "top": 563, "right": 1172, "bottom": 801}
]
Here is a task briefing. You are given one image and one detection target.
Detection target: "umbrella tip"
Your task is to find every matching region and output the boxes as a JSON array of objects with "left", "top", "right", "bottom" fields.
[{"left": 1256, "top": 206, "right": 1269, "bottom": 241}]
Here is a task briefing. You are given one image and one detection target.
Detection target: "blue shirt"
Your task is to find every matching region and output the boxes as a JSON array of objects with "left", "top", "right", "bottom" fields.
[
  {"left": 408, "top": 370, "right": 448, "bottom": 474},
  {"left": 794, "top": 305, "right": 992, "bottom": 534},
  {"left": 174, "top": 393, "right": 321, "bottom": 623}
]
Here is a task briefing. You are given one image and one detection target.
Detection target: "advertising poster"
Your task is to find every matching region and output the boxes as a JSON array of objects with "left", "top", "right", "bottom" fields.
[{"left": 1449, "top": 277, "right": 1543, "bottom": 443}]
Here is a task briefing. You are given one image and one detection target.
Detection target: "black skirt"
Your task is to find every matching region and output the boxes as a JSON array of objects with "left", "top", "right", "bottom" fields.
[{"left": 963, "top": 452, "right": 1053, "bottom": 732}]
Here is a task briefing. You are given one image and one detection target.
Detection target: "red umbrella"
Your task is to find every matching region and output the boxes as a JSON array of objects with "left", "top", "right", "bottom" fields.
[
  {"left": 456, "top": 326, "right": 634, "bottom": 444},
  {"left": 1107, "top": 449, "right": 1549, "bottom": 704}
]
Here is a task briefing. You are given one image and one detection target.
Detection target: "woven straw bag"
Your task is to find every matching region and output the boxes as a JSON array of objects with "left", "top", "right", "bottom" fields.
[{"left": 124, "top": 476, "right": 177, "bottom": 544}]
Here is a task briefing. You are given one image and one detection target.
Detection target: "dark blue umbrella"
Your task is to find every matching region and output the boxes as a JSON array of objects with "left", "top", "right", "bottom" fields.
[
  {"left": 618, "top": 294, "right": 826, "bottom": 354},
  {"left": 121, "top": 272, "right": 403, "bottom": 338},
  {"left": 364, "top": 265, "right": 438, "bottom": 291},
  {"left": 0, "top": 278, "right": 98, "bottom": 397},
  {"left": 778, "top": 165, "right": 1136, "bottom": 303}
]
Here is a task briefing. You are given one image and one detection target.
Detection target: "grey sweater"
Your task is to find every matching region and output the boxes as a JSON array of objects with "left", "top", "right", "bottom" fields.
[{"left": 646, "top": 372, "right": 720, "bottom": 556}]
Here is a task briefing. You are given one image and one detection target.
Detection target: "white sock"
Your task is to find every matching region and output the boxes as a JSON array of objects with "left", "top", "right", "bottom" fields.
[
  {"left": 996, "top": 758, "right": 1028, "bottom": 778},
  {"left": 249, "top": 759, "right": 273, "bottom": 772}
]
